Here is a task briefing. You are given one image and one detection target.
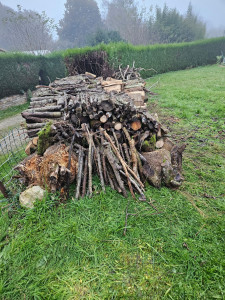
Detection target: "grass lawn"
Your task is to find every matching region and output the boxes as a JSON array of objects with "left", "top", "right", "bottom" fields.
[
  {"left": 0, "top": 65, "right": 224, "bottom": 299},
  {"left": 0, "top": 103, "right": 29, "bottom": 122}
]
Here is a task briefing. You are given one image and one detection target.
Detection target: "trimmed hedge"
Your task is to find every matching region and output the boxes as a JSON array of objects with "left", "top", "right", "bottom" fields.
[
  {"left": 0, "top": 52, "right": 66, "bottom": 99},
  {"left": 0, "top": 37, "right": 224, "bottom": 99},
  {"left": 0, "top": 53, "right": 41, "bottom": 98},
  {"left": 41, "top": 53, "right": 66, "bottom": 85},
  {"left": 63, "top": 37, "right": 225, "bottom": 78}
]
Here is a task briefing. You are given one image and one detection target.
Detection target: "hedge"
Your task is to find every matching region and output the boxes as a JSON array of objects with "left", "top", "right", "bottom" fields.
[
  {"left": 63, "top": 37, "right": 225, "bottom": 78},
  {"left": 0, "top": 37, "right": 224, "bottom": 99},
  {"left": 0, "top": 52, "right": 66, "bottom": 99}
]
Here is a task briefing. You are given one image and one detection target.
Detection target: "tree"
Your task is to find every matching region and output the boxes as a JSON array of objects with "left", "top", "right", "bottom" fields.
[
  {"left": 87, "top": 28, "right": 124, "bottom": 46},
  {"left": 104, "top": 0, "right": 149, "bottom": 45},
  {"left": 1, "top": 5, "right": 55, "bottom": 52},
  {"left": 0, "top": 2, "right": 14, "bottom": 50},
  {"left": 57, "top": 0, "right": 102, "bottom": 47},
  {"left": 148, "top": 3, "right": 206, "bottom": 44},
  {"left": 183, "top": 2, "right": 206, "bottom": 41},
  {"left": 149, "top": 5, "right": 186, "bottom": 44}
]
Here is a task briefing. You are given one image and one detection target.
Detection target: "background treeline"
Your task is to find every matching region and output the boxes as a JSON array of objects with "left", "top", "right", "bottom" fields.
[
  {"left": 1, "top": 37, "right": 225, "bottom": 98},
  {"left": 0, "top": 0, "right": 208, "bottom": 51}
]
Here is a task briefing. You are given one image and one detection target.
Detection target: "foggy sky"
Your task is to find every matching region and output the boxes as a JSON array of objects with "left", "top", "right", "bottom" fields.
[{"left": 1, "top": 0, "right": 224, "bottom": 30}]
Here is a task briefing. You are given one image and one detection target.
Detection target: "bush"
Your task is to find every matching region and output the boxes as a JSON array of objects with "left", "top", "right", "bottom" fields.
[{"left": 87, "top": 29, "right": 124, "bottom": 46}]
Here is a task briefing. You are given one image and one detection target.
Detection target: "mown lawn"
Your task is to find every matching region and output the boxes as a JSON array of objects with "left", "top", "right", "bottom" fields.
[
  {"left": 0, "top": 103, "right": 29, "bottom": 122},
  {"left": 0, "top": 65, "right": 224, "bottom": 299}
]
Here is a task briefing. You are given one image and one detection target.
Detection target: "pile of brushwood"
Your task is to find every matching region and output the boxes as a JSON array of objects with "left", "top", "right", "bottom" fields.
[{"left": 16, "top": 69, "right": 185, "bottom": 202}]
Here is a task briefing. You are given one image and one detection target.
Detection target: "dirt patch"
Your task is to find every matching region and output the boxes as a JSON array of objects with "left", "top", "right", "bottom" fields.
[
  {"left": 0, "top": 114, "right": 25, "bottom": 137},
  {"left": 0, "top": 94, "right": 27, "bottom": 111}
]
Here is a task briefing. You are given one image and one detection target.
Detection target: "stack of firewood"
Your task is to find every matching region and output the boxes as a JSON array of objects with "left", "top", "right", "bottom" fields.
[
  {"left": 17, "top": 71, "right": 185, "bottom": 200},
  {"left": 22, "top": 72, "right": 149, "bottom": 139}
]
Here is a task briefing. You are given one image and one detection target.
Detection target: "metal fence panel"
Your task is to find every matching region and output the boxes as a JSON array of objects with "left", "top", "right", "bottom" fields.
[{"left": 0, "top": 127, "right": 29, "bottom": 187}]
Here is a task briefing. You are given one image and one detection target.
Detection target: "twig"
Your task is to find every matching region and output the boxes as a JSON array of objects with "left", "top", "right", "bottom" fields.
[
  {"left": 123, "top": 143, "right": 131, "bottom": 166},
  {"left": 96, "top": 147, "right": 105, "bottom": 192},
  {"left": 65, "top": 132, "right": 76, "bottom": 199},
  {"left": 104, "top": 144, "right": 127, "bottom": 197},
  {"left": 195, "top": 224, "right": 206, "bottom": 237},
  {"left": 119, "top": 170, "right": 145, "bottom": 196},
  {"left": 75, "top": 147, "right": 84, "bottom": 199},
  {"left": 123, "top": 127, "right": 139, "bottom": 177},
  {"left": 119, "top": 64, "right": 125, "bottom": 81},
  {"left": 101, "top": 128, "right": 135, "bottom": 199},
  {"left": 81, "top": 154, "right": 88, "bottom": 198},
  {"left": 88, "top": 134, "right": 93, "bottom": 197}
]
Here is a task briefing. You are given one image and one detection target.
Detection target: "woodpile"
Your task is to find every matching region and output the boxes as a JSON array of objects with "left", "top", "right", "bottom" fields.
[
  {"left": 17, "top": 70, "right": 185, "bottom": 200},
  {"left": 21, "top": 69, "right": 149, "bottom": 139}
]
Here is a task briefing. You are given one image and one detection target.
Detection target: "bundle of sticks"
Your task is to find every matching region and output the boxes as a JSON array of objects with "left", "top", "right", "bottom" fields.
[
  {"left": 70, "top": 124, "right": 145, "bottom": 199},
  {"left": 112, "top": 62, "right": 156, "bottom": 81}
]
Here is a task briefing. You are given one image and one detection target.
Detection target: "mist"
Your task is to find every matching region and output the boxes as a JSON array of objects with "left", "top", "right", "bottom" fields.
[
  {"left": 0, "top": 0, "right": 224, "bottom": 51},
  {"left": 1, "top": 0, "right": 224, "bottom": 32}
]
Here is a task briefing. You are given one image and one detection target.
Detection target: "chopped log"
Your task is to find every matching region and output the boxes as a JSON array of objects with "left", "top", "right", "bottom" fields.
[
  {"left": 31, "top": 96, "right": 57, "bottom": 102},
  {"left": 25, "top": 140, "right": 37, "bottom": 155},
  {"left": 101, "top": 100, "right": 114, "bottom": 112},
  {"left": 156, "top": 139, "right": 164, "bottom": 149},
  {"left": 85, "top": 72, "right": 96, "bottom": 79},
  {"left": 101, "top": 79, "right": 123, "bottom": 86},
  {"left": 27, "top": 128, "right": 41, "bottom": 138},
  {"left": 27, "top": 105, "right": 62, "bottom": 112},
  {"left": 24, "top": 112, "right": 62, "bottom": 118},
  {"left": 103, "top": 84, "right": 122, "bottom": 93},
  {"left": 170, "top": 144, "right": 186, "bottom": 173},
  {"left": 100, "top": 115, "right": 108, "bottom": 123},
  {"left": 29, "top": 99, "right": 55, "bottom": 107},
  {"left": 162, "top": 137, "right": 174, "bottom": 151},
  {"left": 21, "top": 112, "right": 46, "bottom": 124},
  {"left": 114, "top": 122, "right": 122, "bottom": 131},
  {"left": 130, "top": 119, "right": 142, "bottom": 131},
  {"left": 26, "top": 123, "right": 46, "bottom": 129},
  {"left": 32, "top": 137, "right": 39, "bottom": 146}
]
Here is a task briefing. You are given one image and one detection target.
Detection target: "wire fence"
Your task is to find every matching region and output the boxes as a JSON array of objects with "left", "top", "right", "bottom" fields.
[{"left": 0, "top": 127, "right": 29, "bottom": 188}]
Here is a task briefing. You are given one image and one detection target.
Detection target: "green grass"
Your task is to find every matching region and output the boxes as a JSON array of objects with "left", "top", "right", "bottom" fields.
[
  {"left": 0, "top": 103, "right": 29, "bottom": 122},
  {"left": 0, "top": 65, "right": 225, "bottom": 299}
]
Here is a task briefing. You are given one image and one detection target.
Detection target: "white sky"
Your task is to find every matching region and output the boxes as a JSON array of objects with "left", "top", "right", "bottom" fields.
[{"left": 1, "top": 0, "right": 224, "bottom": 29}]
